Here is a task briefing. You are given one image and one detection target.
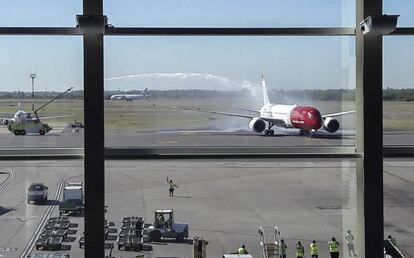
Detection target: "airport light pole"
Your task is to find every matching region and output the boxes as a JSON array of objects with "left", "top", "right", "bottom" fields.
[{"left": 30, "top": 73, "right": 36, "bottom": 112}]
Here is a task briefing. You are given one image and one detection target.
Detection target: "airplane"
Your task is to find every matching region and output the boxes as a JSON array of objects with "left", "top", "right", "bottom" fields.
[
  {"left": 171, "top": 75, "right": 354, "bottom": 138},
  {"left": 0, "top": 88, "right": 73, "bottom": 135},
  {"left": 110, "top": 88, "right": 149, "bottom": 101}
]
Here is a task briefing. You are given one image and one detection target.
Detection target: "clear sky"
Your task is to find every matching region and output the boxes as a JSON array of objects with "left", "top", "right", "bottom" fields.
[{"left": 0, "top": 1, "right": 413, "bottom": 92}]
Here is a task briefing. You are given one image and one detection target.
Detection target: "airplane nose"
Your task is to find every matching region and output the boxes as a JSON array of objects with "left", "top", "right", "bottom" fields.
[{"left": 305, "top": 109, "right": 322, "bottom": 129}]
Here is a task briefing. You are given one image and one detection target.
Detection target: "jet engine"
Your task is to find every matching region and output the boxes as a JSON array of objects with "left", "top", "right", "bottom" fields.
[
  {"left": 249, "top": 117, "right": 266, "bottom": 133},
  {"left": 2, "top": 119, "right": 10, "bottom": 125},
  {"left": 323, "top": 117, "right": 340, "bottom": 133}
]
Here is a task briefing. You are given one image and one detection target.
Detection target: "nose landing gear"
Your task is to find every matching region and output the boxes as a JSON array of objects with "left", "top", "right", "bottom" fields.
[{"left": 299, "top": 129, "right": 317, "bottom": 138}]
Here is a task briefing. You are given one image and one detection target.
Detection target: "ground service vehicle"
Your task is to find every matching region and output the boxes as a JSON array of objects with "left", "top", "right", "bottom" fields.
[
  {"left": 59, "top": 182, "right": 84, "bottom": 215},
  {"left": 27, "top": 183, "right": 48, "bottom": 204},
  {"left": 146, "top": 209, "right": 189, "bottom": 241},
  {"left": 1, "top": 87, "right": 73, "bottom": 136}
]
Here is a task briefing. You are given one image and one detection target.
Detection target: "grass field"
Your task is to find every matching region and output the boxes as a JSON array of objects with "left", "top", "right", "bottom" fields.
[{"left": 0, "top": 98, "right": 413, "bottom": 132}]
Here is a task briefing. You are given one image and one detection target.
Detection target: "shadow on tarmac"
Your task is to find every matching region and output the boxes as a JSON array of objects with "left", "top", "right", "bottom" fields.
[
  {"left": 172, "top": 195, "right": 192, "bottom": 199},
  {"left": 0, "top": 206, "right": 14, "bottom": 216},
  {"left": 152, "top": 239, "right": 193, "bottom": 245}
]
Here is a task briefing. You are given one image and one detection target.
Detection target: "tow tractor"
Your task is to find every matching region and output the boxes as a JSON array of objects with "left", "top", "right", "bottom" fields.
[{"left": 145, "top": 209, "right": 189, "bottom": 242}]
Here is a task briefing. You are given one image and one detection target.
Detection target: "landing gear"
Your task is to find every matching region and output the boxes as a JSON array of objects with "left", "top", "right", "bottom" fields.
[
  {"left": 298, "top": 129, "right": 317, "bottom": 138},
  {"left": 264, "top": 122, "right": 275, "bottom": 136},
  {"left": 309, "top": 130, "right": 317, "bottom": 139}
]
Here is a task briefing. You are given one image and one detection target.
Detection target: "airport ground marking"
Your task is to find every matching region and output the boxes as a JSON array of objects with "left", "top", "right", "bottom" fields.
[{"left": 0, "top": 168, "right": 15, "bottom": 194}]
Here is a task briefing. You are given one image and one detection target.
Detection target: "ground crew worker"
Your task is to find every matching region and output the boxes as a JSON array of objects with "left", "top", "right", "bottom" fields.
[
  {"left": 345, "top": 230, "right": 355, "bottom": 256},
  {"left": 156, "top": 214, "right": 165, "bottom": 227},
  {"left": 310, "top": 240, "right": 318, "bottom": 258},
  {"left": 237, "top": 244, "right": 248, "bottom": 254},
  {"left": 328, "top": 237, "right": 340, "bottom": 258},
  {"left": 296, "top": 241, "right": 305, "bottom": 258},
  {"left": 167, "top": 176, "right": 178, "bottom": 197},
  {"left": 279, "top": 239, "right": 287, "bottom": 258}
]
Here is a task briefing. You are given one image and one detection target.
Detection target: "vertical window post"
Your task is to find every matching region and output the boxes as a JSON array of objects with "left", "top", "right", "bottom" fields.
[
  {"left": 78, "top": 0, "right": 105, "bottom": 256},
  {"left": 356, "top": 0, "right": 384, "bottom": 256}
]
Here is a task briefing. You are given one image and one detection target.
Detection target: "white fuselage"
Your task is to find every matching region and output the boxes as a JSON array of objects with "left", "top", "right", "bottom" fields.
[
  {"left": 110, "top": 94, "right": 146, "bottom": 100},
  {"left": 259, "top": 104, "right": 297, "bottom": 128}
]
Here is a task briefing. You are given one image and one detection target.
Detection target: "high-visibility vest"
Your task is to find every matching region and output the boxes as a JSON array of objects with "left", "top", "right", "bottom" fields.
[
  {"left": 238, "top": 247, "right": 248, "bottom": 254},
  {"left": 329, "top": 240, "right": 339, "bottom": 252},
  {"left": 296, "top": 245, "right": 305, "bottom": 257},
  {"left": 169, "top": 181, "right": 176, "bottom": 189},
  {"left": 280, "top": 243, "right": 287, "bottom": 255},
  {"left": 310, "top": 243, "right": 318, "bottom": 255}
]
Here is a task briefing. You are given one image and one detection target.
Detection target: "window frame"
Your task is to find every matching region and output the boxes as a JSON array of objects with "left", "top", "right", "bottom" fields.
[{"left": 1, "top": 0, "right": 414, "bottom": 257}]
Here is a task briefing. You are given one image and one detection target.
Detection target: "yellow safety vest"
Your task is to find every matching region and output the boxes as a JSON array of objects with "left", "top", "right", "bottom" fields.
[
  {"left": 238, "top": 247, "right": 248, "bottom": 254},
  {"left": 310, "top": 243, "right": 318, "bottom": 255},
  {"left": 296, "top": 245, "right": 304, "bottom": 257},
  {"left": 169, "top": 181, "right": 176, "bottom": 189},
  {"left": 329, "top": 240, "right": 339, "bottom": 252}
]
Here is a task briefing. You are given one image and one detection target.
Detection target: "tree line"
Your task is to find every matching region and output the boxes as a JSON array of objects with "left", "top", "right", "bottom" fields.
[{"left": 1, "top": 88, "right": 414, "bottom": 101}]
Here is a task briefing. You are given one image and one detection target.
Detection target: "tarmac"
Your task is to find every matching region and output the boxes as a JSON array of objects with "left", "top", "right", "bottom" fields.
[
  {"left": 0, "top": 159, "right": 412, "bottom": 257},
  {"left": 0, "top": 124, "right": 414, "bottom": 148}
]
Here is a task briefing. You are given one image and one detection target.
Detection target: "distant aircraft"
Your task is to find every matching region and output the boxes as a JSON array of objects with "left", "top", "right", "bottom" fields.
[
  {"left": 0, "top": 88, "right": 73, "bottom": 135},
  {"left": 110, "top": 88, "right": 149, "bottom": 101},
  {"left": 172, "top": 75, "right": 354, "bottom": 138}
]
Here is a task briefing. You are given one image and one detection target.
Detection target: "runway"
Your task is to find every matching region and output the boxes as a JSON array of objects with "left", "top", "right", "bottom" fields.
[
  {"left": 0, "top": 159, "right": 412, "bottom": 257},
  {"left": 1, "top": 125, "right": 414, "bottom": 148}
]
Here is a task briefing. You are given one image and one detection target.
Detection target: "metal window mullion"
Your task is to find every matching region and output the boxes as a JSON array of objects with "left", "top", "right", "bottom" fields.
[
  {"left": 0, "top": 27, "right": 81, "bottom": 35},
  {"left": 104, "top": 27, "right": 355, "bottom": 36},
  {"left": 82, "top": 1, "right": 105, "bottom": 257},
  {"left": 391, "top": 27, "right": 414, "bottom": 35},
  {"left": 356, "top": 0, "right": 384, "bottom": 257}
]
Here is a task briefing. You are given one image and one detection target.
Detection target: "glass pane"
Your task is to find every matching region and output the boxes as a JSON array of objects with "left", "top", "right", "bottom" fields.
[
  {"left": 0, "top": 160, "right": 84, "bottom": 257},
  {"left": 383, "top": 36, "right": 414, "bottom": 146},
  {"left": 384, "top": 159, "right": 414, "bottom": 256},
  {"left": 0, "top": 36, "right": 83, "bottom": 148},
  {"left": 105, "top": 159, "right": 357, "bottom": 257},
  {"left": 104, "top": 0, "right": 355, "bottom": 27},
  {"left": 384, "top": 0, "right": 414, "bottom": 27},
  {"left": 105, "top": 36, "right": 356, "bottom": 148},
  {"left": 0, "top": 1, "right": 82, "bottom": 27}
]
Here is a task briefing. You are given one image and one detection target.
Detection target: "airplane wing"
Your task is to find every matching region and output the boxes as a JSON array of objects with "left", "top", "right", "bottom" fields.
[
  {"left": 39, "top": 114, "right": 74, "bottom": 120},
  {"left": 236, "top": 108, "right": 261, "bottom": 113},
  {"left": 170, "top": 106, "right": 253, "bottom": 119},
  {"left": 170, "top": 106, "right": 287, "bottom": 127},
  {"left": 322, "top": 110, "right": 355, "bottom": 118}
]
